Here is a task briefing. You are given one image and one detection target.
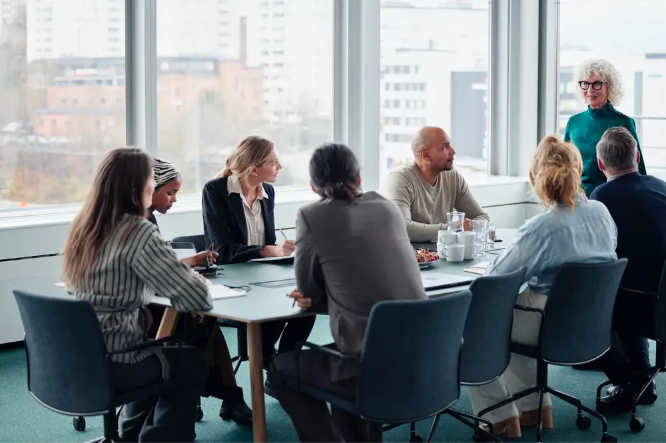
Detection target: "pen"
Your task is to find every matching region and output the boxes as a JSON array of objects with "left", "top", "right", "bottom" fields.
[
  {"left": 279, "top": 229, "right": 288, "bottom": 241},
  {"left": 204, "top": 242, "right": 215, "bottom": 270},
  {"left": 286, "top": 292, "right": 296, "bottom": 307}
]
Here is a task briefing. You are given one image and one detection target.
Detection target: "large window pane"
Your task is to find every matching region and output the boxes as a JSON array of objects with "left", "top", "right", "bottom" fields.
[
  {"left": 0, "top": 0, "right": 126, "bottom": 210},
  {"left": 559, "top": 0, "right": 666, "bottom": 170},
  {"left": 379, "top": 0, "right": 489, "bottom": 182},
  {"left": 156, "top": 0, "right": 333, "bottom": 194}
]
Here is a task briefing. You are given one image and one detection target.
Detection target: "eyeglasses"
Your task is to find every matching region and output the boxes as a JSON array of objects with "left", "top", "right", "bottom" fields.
[{"left": 578, "top": 81, "right": 605, "bottom": 91}]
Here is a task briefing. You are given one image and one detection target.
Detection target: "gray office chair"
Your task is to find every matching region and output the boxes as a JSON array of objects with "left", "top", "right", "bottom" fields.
[
  {"left": 439, "top": 267, "right": 527, "bottom": 440},
  {"left": 13, "top": 289, "right": 185, "bottom": 442},
  {"left": 476, "top": 259, "right": 628, "bottom": 443},
  {"left": 284, "top": 291, "right": 475, "bottom": 443},
  {"left": 595, "top": 261, "right": 666, "bottom": 432}
]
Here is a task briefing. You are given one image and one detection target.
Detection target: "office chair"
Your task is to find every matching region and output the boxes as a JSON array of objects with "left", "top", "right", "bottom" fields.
[
  {"left": 13, "top": 289, "right": 186, "bottom": 441},
  {"left": 475, "top": 260, "right": 627, "bottom": 443},
  {"left": 595, "top": 261, "right": 666, "bottom": 432},
  {"left": 283, "top": 291, "right": 478, "bottom": 443}
]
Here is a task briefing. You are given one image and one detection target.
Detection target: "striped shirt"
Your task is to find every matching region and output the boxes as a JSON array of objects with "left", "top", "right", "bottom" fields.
[{"left": 68, "top": 214, "right": 213, "bottom": 370}]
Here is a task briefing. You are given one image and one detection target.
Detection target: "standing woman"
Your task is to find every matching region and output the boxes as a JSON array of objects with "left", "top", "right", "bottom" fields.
[
  {"left": 148, "top": 157, "right": 253, "bottom": 425},
  {"left": 564, "top": 58, "right": 647, "bottom": 197},
  {"left": 202, "top": 135, "right": 315, "bottom": 369},
  {"left": 63, "top": 148, "right": 212, "bottom": 442}
]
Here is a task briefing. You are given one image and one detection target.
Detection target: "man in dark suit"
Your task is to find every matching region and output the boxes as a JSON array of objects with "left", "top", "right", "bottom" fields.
[{"left": 590, "top": 126, "right": 666, "bottom": 411}]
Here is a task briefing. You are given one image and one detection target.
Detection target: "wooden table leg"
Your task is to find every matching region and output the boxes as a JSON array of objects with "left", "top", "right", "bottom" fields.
[
  {"left": 247, "top": 322, "right": 267, "bottom": 442},
  {"left": 155, "top": 307, "right": 179, "bottom": 339}
]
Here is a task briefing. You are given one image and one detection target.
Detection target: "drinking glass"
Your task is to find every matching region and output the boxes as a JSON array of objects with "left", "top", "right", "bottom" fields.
[
  {"left": 471, "top": 219, "right": 488, "bottom": 256},
  {"left": 446, "top": 211, "right": 465, "bottom": 233},
  {"left": 486, "top": 222, "right": 497, "bottom": 249}
]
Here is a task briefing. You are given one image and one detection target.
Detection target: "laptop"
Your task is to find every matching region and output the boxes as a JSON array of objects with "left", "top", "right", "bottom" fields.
[{"left": 421, "top": 272, "right": 474, "bottom": 291}]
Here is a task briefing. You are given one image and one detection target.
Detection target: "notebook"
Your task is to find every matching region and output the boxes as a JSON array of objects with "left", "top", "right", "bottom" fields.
[{"left": 420, "top": 273, "right": 473, "bottom": 290}]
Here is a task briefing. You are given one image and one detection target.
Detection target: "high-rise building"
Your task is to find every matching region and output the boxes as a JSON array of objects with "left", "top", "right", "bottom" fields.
[{"left": 245, "top": 0, "right": 333, "bottom": 123}]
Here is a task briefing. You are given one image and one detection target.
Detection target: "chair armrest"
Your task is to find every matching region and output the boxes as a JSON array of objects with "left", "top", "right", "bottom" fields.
[
  {"left": 514, "top": 304, "right": 545, "bottom": 318},
  {"left": 294, "top": 341, "right": 360, "bottom": 390},
  {"left": 619, "top": 287, "right": 658, "bottom": 297},
  {"left": 106, "top": 335, "right": 181, "bottom": 358}
]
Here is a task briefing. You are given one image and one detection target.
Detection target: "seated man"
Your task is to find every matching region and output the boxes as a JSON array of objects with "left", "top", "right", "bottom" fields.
[
  {"left": 590, "top": 126, "right": 666, "bottom": 411},
  {"left": 381, "top": 126, "right": 489, "bottom": 242}
]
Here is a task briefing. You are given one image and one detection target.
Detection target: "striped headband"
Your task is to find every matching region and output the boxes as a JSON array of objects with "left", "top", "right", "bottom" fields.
[{"left": 153, "top": 158, "right": 180, "bottom": 188}]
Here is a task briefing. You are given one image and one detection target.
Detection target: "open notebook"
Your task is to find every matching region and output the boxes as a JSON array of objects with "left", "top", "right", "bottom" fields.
[{"left": 250, "top": 252, "right": 295, "bottom": 262}]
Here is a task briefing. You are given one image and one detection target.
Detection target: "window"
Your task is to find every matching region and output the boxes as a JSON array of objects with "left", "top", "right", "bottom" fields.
[
  {"left": 380, "top": 0, "right": 489, "bottom": 180},
  {"left": 156, "top": 0, "right": 333, "bottom": 192},
  {"left": 0, "top": 0, "right": 126, "bottom": 210},
  {"left": 558, "top": 0, "right": 666, "bottom": 170}
]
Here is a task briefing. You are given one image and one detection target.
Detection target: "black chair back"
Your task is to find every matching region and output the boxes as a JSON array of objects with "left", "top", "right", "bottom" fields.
[
  {"left": 541, "top": 259, "right": 627, "bottom": 364},
  {"left": 13, "top": 290, "right": 113, "bottom": 416},
  {"left": 461, "top": 267, "right": 526, "bottom": 385},
  {"left": 172, "top": 235, "right": 206, "bottom": 252},
  {"left": 357, "top": 291, "right": 472, "bottom": 423}
]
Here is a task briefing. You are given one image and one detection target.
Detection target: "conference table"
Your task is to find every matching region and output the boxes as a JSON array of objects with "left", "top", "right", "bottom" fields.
[{"left": 153, "top": 228, "right": 516, "bottom": 442}]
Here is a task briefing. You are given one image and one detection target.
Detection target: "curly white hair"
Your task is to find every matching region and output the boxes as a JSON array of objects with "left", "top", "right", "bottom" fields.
[{"left": 576, "top": 58, "right": 624, "bottom": 106}]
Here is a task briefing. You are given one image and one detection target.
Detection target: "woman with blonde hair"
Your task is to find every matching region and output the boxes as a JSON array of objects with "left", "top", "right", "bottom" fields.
[
  {"left": 564, "top": 58, "right": 646, "bottom": 197},
  {"left": 465, "top": 135, "right": 618, "bottom": 437},
  {"left": 202, "top": 135, "right": 315, "bottom": 369},
  {"left": 63, "top": 147, "right": 212, "bottom": 442}
]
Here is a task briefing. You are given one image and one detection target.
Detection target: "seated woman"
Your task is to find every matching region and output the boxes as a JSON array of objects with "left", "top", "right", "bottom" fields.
[
  {"left": 467, "top": 135, "right": 618, "bottom": 437},
  {"left": 147, "top": 157, "right": 252, "bottom": 425},
  {"left": 202, "top": 135, "right": 315, "bottom": 368},
  {"left": 62, "top": 148, "right": 213, "bottom": 442},
  {"left": 267, "top": 143, "right": 427, "bottom": 442}
]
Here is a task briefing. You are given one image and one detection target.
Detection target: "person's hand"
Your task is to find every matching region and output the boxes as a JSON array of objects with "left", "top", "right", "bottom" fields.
[
  {"left": 289, "top": 288, "right": 312, "bottom": 311},
  {"left": 282, "top": 240, "right": 295, "bottom": 256},
  {"left": 193, "top": 250, "right": 218, "bottom": 267},
  {"left": 463, "top": 218, "right": 473, "bottom": 231}
]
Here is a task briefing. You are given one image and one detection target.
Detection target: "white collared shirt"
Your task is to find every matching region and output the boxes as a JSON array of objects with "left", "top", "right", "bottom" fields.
[{"left": 227, "top": 175, "right": 268, "bottom": 246}]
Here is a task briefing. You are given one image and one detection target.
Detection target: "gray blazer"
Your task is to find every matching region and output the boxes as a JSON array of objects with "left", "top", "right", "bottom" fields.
[{"left": 295, "top": 191, "right": 427, "bottom": 379}]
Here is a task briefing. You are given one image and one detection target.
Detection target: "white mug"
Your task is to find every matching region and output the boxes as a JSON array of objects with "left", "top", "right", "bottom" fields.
[
  {"left": 446, "top": 244, "right": 465, "bottom": 262},
  {"left": 438, "top": 230, "right": 457, "bottom": 245},
  {"left": 457, "top": 231, "right": 476, "bottom": 246},
  {"left": 463, "top": 243, "right": 476, "bottom": 260}
]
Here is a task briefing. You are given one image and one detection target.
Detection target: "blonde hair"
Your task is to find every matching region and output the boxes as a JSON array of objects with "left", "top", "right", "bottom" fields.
[
  {"left": 529, "top": 135, "right": 583, "bottom": 211},
  {"left": 63, "top": 148, "right": 152, "bottom": 289},
  {"left": 576, "top": 58, "right": 624, "bottom": 106},
  {"left": 217, "top": 136, "right": 275, "bottom": 184}
]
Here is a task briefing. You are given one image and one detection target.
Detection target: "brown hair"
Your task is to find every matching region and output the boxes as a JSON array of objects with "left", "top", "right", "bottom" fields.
[
  {"left": 63, "top": 148, "right": 152, "bottom": 289},
  {"left": 217, "top": 136, "right": 275, "bottom": 184},
  {"left": 529, "top": 135, "right": 583, "bottom": 211}
]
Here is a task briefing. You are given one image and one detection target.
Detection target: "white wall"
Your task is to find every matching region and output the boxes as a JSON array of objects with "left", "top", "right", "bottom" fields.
[{"left": 0, "top": 179, "right": 532, "bottom": 344}]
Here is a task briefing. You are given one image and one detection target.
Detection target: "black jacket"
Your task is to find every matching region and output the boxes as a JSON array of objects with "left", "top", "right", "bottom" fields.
[{"left": 202, "top": 176, "right": 277, "bottom": 264}]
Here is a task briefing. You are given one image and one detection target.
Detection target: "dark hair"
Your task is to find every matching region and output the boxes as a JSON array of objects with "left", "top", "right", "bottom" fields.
[
  {"left": 64, "top": 147, "right": 152, "bottom": 289},
  {"left": 309, "top": 143, "right": 361, "bottom": 203}
]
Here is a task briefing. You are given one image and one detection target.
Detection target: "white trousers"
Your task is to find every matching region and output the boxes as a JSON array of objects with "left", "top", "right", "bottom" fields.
[{"left": 467, "top": 286, "right": 552, "bottom": 424}]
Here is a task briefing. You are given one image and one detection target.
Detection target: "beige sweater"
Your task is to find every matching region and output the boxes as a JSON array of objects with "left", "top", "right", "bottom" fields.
[{"left": 381, "top": 163, "right": 490, "bottom": 242}]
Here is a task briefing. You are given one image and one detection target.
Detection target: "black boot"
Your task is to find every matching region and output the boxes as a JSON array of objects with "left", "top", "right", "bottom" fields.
[{"left": 219, "top": 386, "right": 253, "bottom": 426}]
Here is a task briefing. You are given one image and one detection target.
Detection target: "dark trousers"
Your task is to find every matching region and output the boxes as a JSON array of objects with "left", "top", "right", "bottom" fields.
[
  {"left": 267, "top": 347, "right": 382, "bottom": 442},
  {"left": 111, "top": 346, "right": 208, "bottom": 442},
  {"left": 262, "top": 316, "right": 316, "bottom": 365},
  {"left": 601, "top": 289, "right": 655, "bottom": 386}
]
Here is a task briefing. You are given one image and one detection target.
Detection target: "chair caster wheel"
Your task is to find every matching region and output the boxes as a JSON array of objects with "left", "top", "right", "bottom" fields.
[
  {"left": 73, "top": 416, "right": 86, "bottom": 431},
  {"left": 576, "top": 415, "right": 592, "bottom": 430},
  {"left": 630, "top": 417, "right": 645, "bottom": 432},
  {"left": 195, "top": 405, "right": 204, "bottom": 422},
  {"left": 601, "top": 434, "right": 617, "bottom": 442},
  {"left": 409, "top": 436, "right": 423, "bottom": 443}
]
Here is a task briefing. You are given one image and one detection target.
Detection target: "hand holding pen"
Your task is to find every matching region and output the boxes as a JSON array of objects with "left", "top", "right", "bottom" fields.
[
  {"left": 279, "top": 229, "right": 296, "bottom": 256},
  {"left": 287, "top": 288, "right": 311, "bottom": 310},
  {"left": 204, "top": 242, "right": 215, "bottom": 269}
]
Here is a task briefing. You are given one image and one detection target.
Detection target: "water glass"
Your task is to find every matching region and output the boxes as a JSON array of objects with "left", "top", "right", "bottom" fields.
[
  {"left": 471, "top": 219, "right": 488, "bottom": 256},
  {"left": 447, "top": 211, "right": 465, "bottom": 233},
  {"left": 487, "top": 222, "right": 497, "bottom": 248}
]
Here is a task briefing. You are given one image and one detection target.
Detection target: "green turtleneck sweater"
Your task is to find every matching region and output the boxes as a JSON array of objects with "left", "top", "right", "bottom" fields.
[{"left": 564, "top": 102, "right": 646, "bottom": 197}]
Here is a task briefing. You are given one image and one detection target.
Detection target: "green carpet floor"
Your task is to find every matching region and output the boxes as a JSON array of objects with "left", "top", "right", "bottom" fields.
[{"left": 0, "top": 317, "right": 663, "bottom": 442}]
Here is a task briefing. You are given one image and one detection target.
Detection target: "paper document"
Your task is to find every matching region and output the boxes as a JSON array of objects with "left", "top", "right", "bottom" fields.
[
  {"left": 464, "top": 261, "right": 491, "bottom": 275},
  {"left": 205, "top": 279, "right": 246, "bottom": 299},
  {"left": 249, "top": 252, "right": 295, "bottom": 262}
]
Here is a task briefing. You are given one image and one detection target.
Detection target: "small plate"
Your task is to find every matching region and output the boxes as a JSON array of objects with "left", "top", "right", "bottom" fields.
[{"left": 419, "top": 261, "right": 436, "bottom": 269}]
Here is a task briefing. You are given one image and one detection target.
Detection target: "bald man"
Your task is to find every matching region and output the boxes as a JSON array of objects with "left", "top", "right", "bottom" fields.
[{"left": 381, "top": 126, "right": 489, "bottom": 242}]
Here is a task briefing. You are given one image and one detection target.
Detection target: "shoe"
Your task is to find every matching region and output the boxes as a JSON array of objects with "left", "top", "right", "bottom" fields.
[
  {"left": 605, "top": 381, "right": 657, "bottom": 405},
  {"left": 519, "top": 406, "right": 553, "bottom": 429},
  {"left": 481, "top": 416, "right": 521, "bottom": 438},
  {"left": 264, "top": 378, "right": 277, "bottom": 399},
  {"left": 219, "top": 387, "right": 253, "bottom": 426}
]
